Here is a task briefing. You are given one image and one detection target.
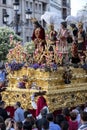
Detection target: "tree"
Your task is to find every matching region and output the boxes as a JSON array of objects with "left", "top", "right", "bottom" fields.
[{"left": 0, "top": 27, "right": 22, "bottom": 61}]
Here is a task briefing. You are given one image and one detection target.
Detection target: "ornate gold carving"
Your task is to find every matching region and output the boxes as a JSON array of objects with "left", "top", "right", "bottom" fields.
[{"left": 2, "top": 67, "right": 87, "bottom": 111}]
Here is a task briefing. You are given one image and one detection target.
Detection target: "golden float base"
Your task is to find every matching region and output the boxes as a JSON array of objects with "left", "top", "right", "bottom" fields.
[{"left": 2, "top": 67, "right": 87, "bottom": 111}]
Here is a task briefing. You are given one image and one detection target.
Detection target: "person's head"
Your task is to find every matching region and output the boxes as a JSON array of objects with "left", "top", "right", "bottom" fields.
[
  {"left": 70, "top": 111, "right": 77, "bottom": 121},
  {"left": 78, "top": 22, "right": 83, "bottom": 29},
  {"left": 0, "top": 101, "right": 5, "bottom": 108},
  {"left": 0, "top": 116, "right": 6, "bottom": 130},
  {"left": 46, "top": 113, "right": 54, "bottom": 122},
  {"left": 81, "top": 111, "right": 87, "bottom": 122},
  {"left": 26, "top": 114, "right": 34, "bottom": 126},
  {"left": 61, "top": 21, "right": 67, "bottom": 29},
  {"left": 14, "top": 102, "right": 21, "bottom": 109},
  {"left": 84, "top": 102, "right": 87, "bottom": 108},
  {"left": 14, "top": 122, "right": 23, "bottom": 130},
  {"left": 49, "top": 24, "right": 54, "bottom": 30},
  {"left": 72, "top": 109, "right": 79, "bottom": 116},
  {"left": 23, "top": 121, "right": 32, "bottom": 130},
  {"left": 56, "top": 114, "right": 66, "bottom": 126},
  {"left": 24, "top": 111, "right": 31, "bottom": 119},
  {"left": 62, "top": 107, "right": 70, "bottom": 117},
  {"left": 76, "top": 106, "right": 82, "bottom": 113},
  {"left": 61, "top": 121, "right": 69, "bottom": 130},
  {"left": 70, "top": 23, "right": 76, "bottom": 29}
]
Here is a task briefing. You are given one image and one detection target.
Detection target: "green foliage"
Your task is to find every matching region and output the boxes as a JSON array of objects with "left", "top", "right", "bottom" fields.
[
  {"left": 0, "top": 27, "right": 22, "bottom": 61},
  {"left": 0, "top": 27, "right": 22, "bottom": 44},
  {"left": 24, "top": 41, "right": 35, "bottom": 54}
]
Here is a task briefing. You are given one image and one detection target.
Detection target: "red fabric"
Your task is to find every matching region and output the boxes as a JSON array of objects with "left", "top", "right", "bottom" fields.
[
  {"left": 65, "top": 116, "right": 70, "bottom": 121},
  {"left": 6, "top": 106, "right": 15, "bottom": 118},
  {"left": 68, "top": 120, "right": 78, "bottom": 130},
  {"left": 36, "top": 96, "right": 47, "bottom": 117},
  {"left": 28, "top": 109, "right": 36, "bottom": 118}
]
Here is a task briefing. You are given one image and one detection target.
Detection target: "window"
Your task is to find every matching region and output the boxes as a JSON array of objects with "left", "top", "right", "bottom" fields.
[
  {"left": 15, "top": 0, "right": 19, "bottom": 2},
  {"left": 35, "top": 3, "right": 38, "bottom": 11},
  {"left": 2, "top": 0, "right": 6, "bottom": 4},
  {"left": 2, "top": 9, "right": 6, "bottom": 24},
  {"left": 26, "top": 1, "right": 28, "bottom": 9},
  {"left": 39, "top": 4, "right": 41, "bottom": 11},
  {"left": 30, "top": 2, "right": 32, "bottom": 10},
  {"left": 26, "top": 36, "right": 29, "bottom": 42}
]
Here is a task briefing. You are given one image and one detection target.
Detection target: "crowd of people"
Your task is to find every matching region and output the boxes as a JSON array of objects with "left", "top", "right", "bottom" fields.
[{"left": 0, "top": 95, "right": 87, "bottom": 130}]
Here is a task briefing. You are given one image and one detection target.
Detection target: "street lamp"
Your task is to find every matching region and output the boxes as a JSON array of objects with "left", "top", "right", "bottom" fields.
[
  {"left": 3, "top": 12, "right": 9, "bottom": 25},
  {"left": 13, "top": 2, "right": 19, "bottom": 34},
  {"left": 13, "top": 2, "right": 19, "bottom": 11},
  {"left": 26, "top": 9, "right": 32, "bottom": 20},
  {"left": 4, "top": 2, "right": 32, "bottom": 35}
]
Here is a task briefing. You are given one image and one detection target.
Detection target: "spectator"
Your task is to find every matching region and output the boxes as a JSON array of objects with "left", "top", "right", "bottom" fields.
[
  {"left": 0, "top": 101, "right": 9, "bottom": 120},
  {"left": 78, "top": 111, "right": 87, "bottom": 130},
  {"left": 23, "top": 110, "right": 37, "bottom": 130},
  {"left": 14, "top": 122, "right": 23, "bottom": 130},
  {"left": 23, "top": 121, "right": 32, "bottom": 130},
  {"left": 61, "top": 121, "right": 69, "bottom": 130},
  {"left": 23, "top": 110, "right": 32, "bottom": 123},
  {"left": 84, "top": 102, "right": 87, "bottom": 112},
  {"left": 5, "top": 118, "right": 15, "bottom": 130},
  {"left": 72, "top": 109, "right": 81, "bottom": 126},
  {"left": 42, "top": 118, "right": 49, "bottom": 130},
  {"left": 14, "top": 102, "right": 24, "bottom": 122},
  {"left": 0, "top": 116, "right": 6, "bottom": 130},
  {"left": 55, "top": 114, "right": 66, "bottom": 127},
  {"left": 62, "top": 107, "right": 70, "bottom": 121},
  {"left": 36, "top": 108, "right": 49, "bottom": 130},
  {"left": 68, "top": 111, "right": 78, "bottom": 130},
  {"left": 46, "top": 113, "right": 61, "bottom": 130}
]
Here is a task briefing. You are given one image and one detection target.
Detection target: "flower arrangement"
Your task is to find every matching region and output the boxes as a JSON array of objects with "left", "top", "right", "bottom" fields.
[
  {"left": 9, "top": 62, "right": 24, "bottom": 71},
  {"left": 7, "top": 42, "right": 27, "bottom": 63}
]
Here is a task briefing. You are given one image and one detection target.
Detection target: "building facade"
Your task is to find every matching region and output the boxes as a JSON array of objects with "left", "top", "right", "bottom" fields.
[
  {"left": 0, "top": 0, "right": 71, "bottom": 43},
  {"left": 49, "top": 0, "right": 62, "bottom": 18},
  {"left": 61, "top": 0, "right": 71, "bottom": 19},
  {"left": 0, "top": 0, "right": 49, "bottom": 43}
]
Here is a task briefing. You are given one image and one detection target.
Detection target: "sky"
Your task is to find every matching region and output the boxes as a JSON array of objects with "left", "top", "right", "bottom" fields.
[{"left": 71, "top": 0, "right": 87, "bottom": 16}]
